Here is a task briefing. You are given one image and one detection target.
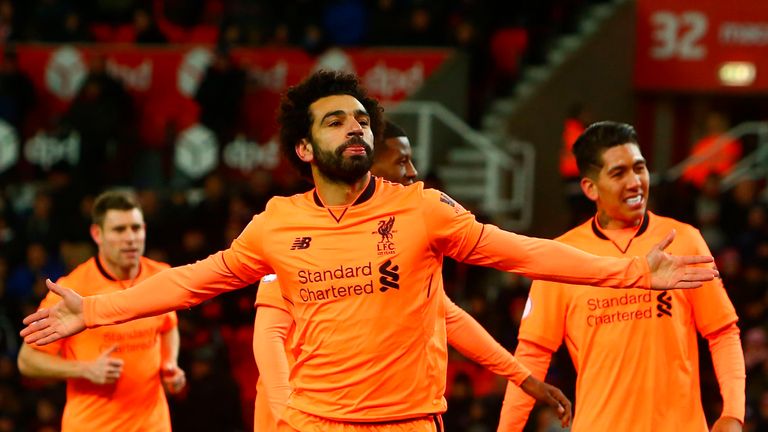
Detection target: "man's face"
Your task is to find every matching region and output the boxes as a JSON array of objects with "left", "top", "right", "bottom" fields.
[
  {"left": 305, "top": 94, "right": 374, "bottom": 184},
  {"left": 581, "top": 143, "right": 649, "bottom": 229},
  {"left": 91, "top": 208, "right": 146, "bottom": 273},
  {"left": 371, "top": 136, "right": 418, "bottom": 185}
]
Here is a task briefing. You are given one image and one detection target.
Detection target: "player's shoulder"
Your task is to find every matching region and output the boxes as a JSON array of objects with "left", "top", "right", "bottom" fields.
[
  {"left": 647, "top": 211, "right": 700, "bottom": 238},
  {"left": 139, "top": 256, "right": 171, "bottom": 273},
  {"left": 376, "top": 176, "right": 417, "bottom": 196},
  {"left": 368, "top": 177, "right": 428, "bottom": 210},
  {"left": 56, "top": 258, "right": 98, "bottom": 293},
  {"left": 260, "top": 273, "right": 279, "bottom": 286},
  {"left": 555, "top": 218, "right": 594, "bottom": 245}
]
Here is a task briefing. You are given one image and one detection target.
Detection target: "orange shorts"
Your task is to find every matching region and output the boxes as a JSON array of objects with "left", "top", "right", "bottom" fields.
[{"left": 277, "top": 407, "right": 444, "bottom": 432}]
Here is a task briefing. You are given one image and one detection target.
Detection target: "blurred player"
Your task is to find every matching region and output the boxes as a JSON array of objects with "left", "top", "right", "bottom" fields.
[
  {"left": 498, "top": 121, "right": 744, "bottom": 432},
  {"left": 251, "top": 120, "right": 571, "bottom": 430},
  {"left": 21, "top": 72, "right": 717, "bottom": 432},
  {"left": 17, "top": 190, "right": 185, "bottom": 432}
]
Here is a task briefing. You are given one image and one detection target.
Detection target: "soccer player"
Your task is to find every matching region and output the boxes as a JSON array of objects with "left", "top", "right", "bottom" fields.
[
  {"left": 17, "top": 190, "right": 186, "bottom": 432},
  {"left": 497, "top": 121, "right": 745, "bottom": 432},
  {"left": 252, "top": 120, "right": 571, "bottom": 431},
  {"left": 21, "top": 71, "right": 717, "bottom": 432}
]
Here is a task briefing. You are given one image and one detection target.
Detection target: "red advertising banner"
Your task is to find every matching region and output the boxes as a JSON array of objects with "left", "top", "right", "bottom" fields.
[
  {"left": 4, "top": 45, "right": 451, "bottom": 181},
  {"left": 635, "top": 0, "right": 768, "bottom": 92}
]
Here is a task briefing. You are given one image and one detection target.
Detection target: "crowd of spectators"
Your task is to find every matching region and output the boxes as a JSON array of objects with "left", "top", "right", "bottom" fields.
[{"left": 0, "top": 1, "right": 766, "bottom": 431}]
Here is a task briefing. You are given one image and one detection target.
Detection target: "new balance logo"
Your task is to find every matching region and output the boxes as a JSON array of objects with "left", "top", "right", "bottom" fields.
[
  {"left": 656, "top": 291, "right": 672, "bottom": 317},
  {"left": 290, "top": 237, "right": 312, "bottom": 250},
  {"left": 378, "top": 259, "right": 400, "bottom": 292}
]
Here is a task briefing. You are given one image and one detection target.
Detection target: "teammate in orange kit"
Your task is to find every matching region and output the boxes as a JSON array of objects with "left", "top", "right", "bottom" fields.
[
  {"left": 17, "top": 190, "right": 185, "bottom": 432},
  {"left": 498, "top": 121, "right": 744, "bottom": 432},
  {"left": 21, "top": 71, "right": 716, "bottom": 432},
  {"left": 251, "top": 120, "right": 571, "bottom": 431}
]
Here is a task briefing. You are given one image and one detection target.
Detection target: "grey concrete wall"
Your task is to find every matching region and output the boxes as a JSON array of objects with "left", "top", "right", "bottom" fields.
[{"left": 505, "top": 1, "right": 637, "bottom": 237}]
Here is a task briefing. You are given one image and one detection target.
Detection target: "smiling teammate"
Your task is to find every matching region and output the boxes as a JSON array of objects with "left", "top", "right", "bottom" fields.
[{"left": 498, "top": 121, "right": 745, "bottom": 432}]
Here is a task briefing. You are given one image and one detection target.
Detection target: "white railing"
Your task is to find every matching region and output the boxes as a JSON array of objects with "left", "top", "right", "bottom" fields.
[
  {"left": 660, "top": 121, "right": 768, "bottom": 190},
  {"left": 387, "top": 101, "right": 535, "bottom": 230}
]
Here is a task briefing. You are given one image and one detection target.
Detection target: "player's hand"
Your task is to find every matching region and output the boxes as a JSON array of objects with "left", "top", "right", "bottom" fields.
[
  {"left": 711, "top": 416, "right": 742, "bottom": 432},
  {"left": 20, "top": 279, "right": 86, "bottom": 345},
  {"left": 519, "top": 375, "right": 571, "bottom": 428},
  {"left": 646, "top": 230, "right": 718, "bottom": 290},
  {"left": 82, "top": 345, "right": 124, "bottom": 385},
  {"left": 161, "top": 363, "right": 186, "bottom": 394}
]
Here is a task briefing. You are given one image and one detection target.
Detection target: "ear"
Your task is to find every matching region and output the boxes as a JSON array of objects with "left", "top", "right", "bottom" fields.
[
  {"left": 296, "top": 139, "right": 314, "bottom": 163},
  {"left": 90, "top": 224, "right": 102, "bottom": 246},
  {"left": 580, "top": 177, "right": 599, "bottom": 202}
]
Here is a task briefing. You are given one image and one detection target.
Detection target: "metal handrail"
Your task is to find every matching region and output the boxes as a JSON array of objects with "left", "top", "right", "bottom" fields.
[
  {"left": 660, "top": 121, "right": 768, "bottom": 190},
  {"left": 387, "top": 101, "right": 534, "bottom": 230}
]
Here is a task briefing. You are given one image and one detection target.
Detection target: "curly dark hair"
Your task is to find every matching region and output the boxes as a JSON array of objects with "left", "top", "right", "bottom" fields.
[{"left": 277, "top": 70, "right": 384, "bottom": 180}]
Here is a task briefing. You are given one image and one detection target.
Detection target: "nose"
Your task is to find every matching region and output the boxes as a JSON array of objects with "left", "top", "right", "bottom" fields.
[
  {"left": 405, "top": 160, "right": 418, "bottom": 182},
  {"left": 627, "top": 172, "right": 642, "bottom": 189},
  {"left": 347, "top": 119, "right": 364, "bottom": 137}
]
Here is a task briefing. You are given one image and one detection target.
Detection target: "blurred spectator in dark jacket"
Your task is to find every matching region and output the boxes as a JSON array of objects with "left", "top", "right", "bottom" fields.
[
  {"left": 194, "top": 47, "right": 246, "bottom": 145},
  {"left": 132, "top": 8, "right": 167, "bottom": 44},
  {"left": 63, "top": 55, "right": 135, "bottom": 189},
  {"left": 0, "top": 48, "right": 34, "bottom": 136}
]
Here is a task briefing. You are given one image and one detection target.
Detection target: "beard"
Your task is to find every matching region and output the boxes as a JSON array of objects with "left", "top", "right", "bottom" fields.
[{"left": 312, "top": 136, "right": 373, "bottom": 184}]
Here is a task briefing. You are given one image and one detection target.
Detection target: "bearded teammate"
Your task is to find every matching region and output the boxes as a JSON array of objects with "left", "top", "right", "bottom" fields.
[
  {"left": 17, "top": 191, "right": 185, "bottom": 432},
  {"left": 251, "top": 120, "right": 571, "bottom": 431},
  {"left": 21, "top": 71, "right": 717, "bottom": 432},
  {"left": 498, "top": 121, "right": 744, "bottom": 432}
]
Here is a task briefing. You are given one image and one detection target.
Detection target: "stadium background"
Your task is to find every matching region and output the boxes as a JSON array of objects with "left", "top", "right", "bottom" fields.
[{"left": 0, "top": 0, "right": 766, "bottom": 430}]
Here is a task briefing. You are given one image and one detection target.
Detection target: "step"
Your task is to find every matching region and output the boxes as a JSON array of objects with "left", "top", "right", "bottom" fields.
[
  {"left": 447, "top": 148, "right": 486, "bottom": 164},
  {"left": 437, "top": 166, "right": 486, "bottom": 183},
  {"left": 444, "top": 183, "right": 485, "bottom": 198}
]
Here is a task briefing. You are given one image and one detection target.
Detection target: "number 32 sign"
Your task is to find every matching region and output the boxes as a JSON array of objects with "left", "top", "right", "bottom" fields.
[{"left": 635, "top": 0, "right": 768, "bottom": 91}]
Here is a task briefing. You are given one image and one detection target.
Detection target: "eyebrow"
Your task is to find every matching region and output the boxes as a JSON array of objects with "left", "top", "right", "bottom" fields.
[
  {"left": 319, "top": 109, "right": 370, "bottom": 124},
  {"left": 606, "top": 158, "right": 647, "bottom": 173}
]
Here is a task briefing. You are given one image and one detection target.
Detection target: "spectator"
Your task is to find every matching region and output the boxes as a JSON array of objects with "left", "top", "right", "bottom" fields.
[
  {"left": 63, "top": 55, "right": 135, "bottom": 188},
  {"left": 132, "top": 8, "right": 167, "bottom": 44},
  {"left": 194, "top": 47, "right": 246, "bottom": 145},
  {"left": 681, "top": 111, "right": 742, "bottom": 190},
  {"left": 0, "top": 47, "right": 35, "bottom": 136}
]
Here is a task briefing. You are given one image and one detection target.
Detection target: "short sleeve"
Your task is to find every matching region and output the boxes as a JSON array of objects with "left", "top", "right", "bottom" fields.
[
  {"left": 420, "top": 188, "right": 484, "bottom": 260},
  {"left": 518, "top": 280, "right": 568, "bottom": 352}
]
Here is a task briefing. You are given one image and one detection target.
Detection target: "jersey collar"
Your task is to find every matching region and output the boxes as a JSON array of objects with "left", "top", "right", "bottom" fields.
[
  {"left": 312, "top": 175, "right": 377, "bottom": 208},
  {"left": 590, "top": 211, "right": 650, "bottom": 240},
  {"left": 95, "top": 255, "right": 142, "bottom": 283}
]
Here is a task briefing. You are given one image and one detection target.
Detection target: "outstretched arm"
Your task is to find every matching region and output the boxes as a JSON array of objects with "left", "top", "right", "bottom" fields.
[
  {"left": 463, "top": 226, "right": 716, "bottom": 290},
  {"left": 498, "top": 340, "right": 555, "bottom": 432},
  {"left": 21, "top": 251, "right": 254, "bottom": 345}
]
